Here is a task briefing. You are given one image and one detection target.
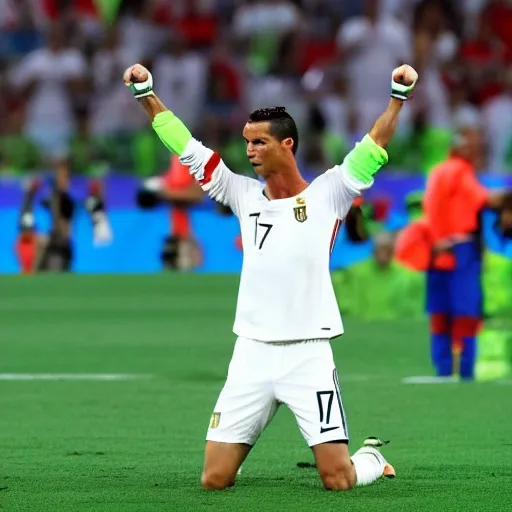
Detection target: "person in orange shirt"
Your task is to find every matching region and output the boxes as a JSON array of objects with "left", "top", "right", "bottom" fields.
[
  {"left": 137, "top": 154, "right": 204, "bottom": 270},
  {"left": 422, "top": 126, "right": 508, "bottom": 379}
]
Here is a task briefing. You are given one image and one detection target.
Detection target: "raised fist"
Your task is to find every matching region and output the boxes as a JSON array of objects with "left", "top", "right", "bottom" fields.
[
  {"left": 124, "top": 64, "right": 154, "bottom": 99},
  {"left": 392, "top": 64, "right": 418, "bottom": 87},
  {"left": 123, "top": 64, "right": 149, "bottom": 86}
]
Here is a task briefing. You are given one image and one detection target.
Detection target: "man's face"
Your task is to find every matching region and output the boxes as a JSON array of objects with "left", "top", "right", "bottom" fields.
[{"left": 243, "top": 122, "right": 293, "bottom": 177}]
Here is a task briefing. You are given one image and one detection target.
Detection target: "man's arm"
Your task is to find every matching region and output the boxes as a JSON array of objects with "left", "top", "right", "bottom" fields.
[
  {"left": 369, "top": 99, "right": 405, "bottom": 149},
  {"left": 487, "top": 190, "right": 511, "bottom": 210},
  {"left": 347, "top": 65, "right": 418, "bottom": 184},
  {"left": 321, "top": 65, "right": 418, "bottom": 218},
  {"left": 123, "top": 64, "right": 192, "bottom": 154},
  {"left": 137, "top": 94, "right": 169, "bottom": 122},
  {"left": 123, "top": 64, "right": 258, "bottom": 217}
]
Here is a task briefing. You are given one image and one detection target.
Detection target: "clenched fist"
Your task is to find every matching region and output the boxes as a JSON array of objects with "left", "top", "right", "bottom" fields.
[
  {"left": 123, "top": 63, "right": 154, "bottom": 99},
  {"left": 123, "top": 64, "right": 149, "bottom": 85},
  {"left": 390, "top": 64, "right": 418, "bottom": 101},
  {"left": 392, "top": 64, "right": 418, "bottom": 87}
]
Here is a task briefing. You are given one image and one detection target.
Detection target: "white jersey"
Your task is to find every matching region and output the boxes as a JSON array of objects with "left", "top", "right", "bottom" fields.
[{"left": 180, "top": 139, "right": 372, "bottom": 342}]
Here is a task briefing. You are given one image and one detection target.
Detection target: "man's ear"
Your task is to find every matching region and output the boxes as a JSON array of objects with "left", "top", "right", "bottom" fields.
[{"left": 283, "top": 137, "right": 294, "bottom": 151}]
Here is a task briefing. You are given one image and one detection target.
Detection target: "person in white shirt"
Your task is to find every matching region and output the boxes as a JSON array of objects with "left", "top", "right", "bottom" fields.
[
  {"left": 122, "top": 61, "right": 418, "bottom": 491},
  {"left": 482, "top": 69, "right": 512, "bottom": 174},
  {"left": 233, "top": 0, "right": 302, "bottom": 39},
  {"left": 152, "top": 34, "right": 208, "bottom": 133},
  {"left": 9, "top": 23, "right": 87, "bottom": 162},
  {"left": 336, "top": 0, "right": 412, "bottom": 137},
  {"left": 90, "top": 27, "right": 146, "bottom": 136}
]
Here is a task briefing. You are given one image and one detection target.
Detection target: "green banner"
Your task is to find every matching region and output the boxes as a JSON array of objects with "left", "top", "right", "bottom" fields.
[{"left": 93, "top": 0, "right": 122, "bottom": 24}]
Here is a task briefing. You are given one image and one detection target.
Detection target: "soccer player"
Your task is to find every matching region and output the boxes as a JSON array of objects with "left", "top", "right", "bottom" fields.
[
  {"left": 123, "top": 62, "right": 418, "bottom": 491},
  {"left": 422, "top": 126, "right": 510, "bottom": 380}
]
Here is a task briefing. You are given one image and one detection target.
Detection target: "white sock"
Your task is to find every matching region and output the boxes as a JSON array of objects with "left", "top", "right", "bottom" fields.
[{"left": 351, "top": 447, "right": 385, "bottom": 486}]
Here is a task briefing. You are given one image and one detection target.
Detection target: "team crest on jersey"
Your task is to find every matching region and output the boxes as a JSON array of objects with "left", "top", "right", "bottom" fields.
[
  {"left": 293, "top": 197, "right": 308, "bottom": 223},
  {"left": 210, "top": 412, "right": 221, "bottom": 428}
]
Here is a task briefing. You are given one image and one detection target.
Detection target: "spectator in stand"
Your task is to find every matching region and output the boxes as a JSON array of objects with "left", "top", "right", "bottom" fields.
[
  {"left": 90, "top": 25, "right": 146, "bottom": 136},
  {"left": 8, "top": 21, "right": 87, "bottom": 165},
  {"left": 233, "top": 0, "right": 304, "bottom": 75},
  {"left": 482, "top": 67, "right": 512, "bottom": 173},
  {"left": 336, "top": 0, "right": 412, "bottom": 137},
  {"left": 153, "top": 33, "right": 208, "bottom": 133}
]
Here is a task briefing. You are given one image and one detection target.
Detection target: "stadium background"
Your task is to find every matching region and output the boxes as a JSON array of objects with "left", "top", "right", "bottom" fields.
[{"left": 1, "top": 1, "right": 512, "bottom": 511}]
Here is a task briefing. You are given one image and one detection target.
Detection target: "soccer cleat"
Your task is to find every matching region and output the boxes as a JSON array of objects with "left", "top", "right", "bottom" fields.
[
  {"left": 363, "top": 437, "right": 395, "bottom": 479},
  {"left": 363, "top": 436, "right": 390, "bottom": 448}
]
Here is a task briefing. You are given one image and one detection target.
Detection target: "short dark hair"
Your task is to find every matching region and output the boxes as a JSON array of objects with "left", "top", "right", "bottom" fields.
[{"left": 248, "top": 107, "right": 299, "bottom": 155}]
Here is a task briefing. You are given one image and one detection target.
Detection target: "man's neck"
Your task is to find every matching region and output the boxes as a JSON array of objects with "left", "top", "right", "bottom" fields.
[{"left": 264, "top": 170, "right": 309, "bottom": 200}]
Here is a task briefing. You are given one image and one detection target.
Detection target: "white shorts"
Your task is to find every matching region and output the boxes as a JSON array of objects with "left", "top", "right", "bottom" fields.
[{"left": 206, "top": 337, "right": 349, "bottom": 447}]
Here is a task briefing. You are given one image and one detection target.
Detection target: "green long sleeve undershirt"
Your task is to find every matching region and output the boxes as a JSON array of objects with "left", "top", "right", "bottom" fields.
[
  {"left": 152, "top": 111, "right": 192, "bottom": 156},
  {"left": 344, "top": 134, "right": 389, "bottom": 185}
]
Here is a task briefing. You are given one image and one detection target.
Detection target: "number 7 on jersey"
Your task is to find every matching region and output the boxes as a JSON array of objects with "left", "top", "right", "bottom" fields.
[{"left": 249, "top": 213, "right": 273, "bottom": 250}]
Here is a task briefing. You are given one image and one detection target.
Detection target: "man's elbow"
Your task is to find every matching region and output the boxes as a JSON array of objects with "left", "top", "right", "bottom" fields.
[{"left": 487, "top": 190, "right": 512, "bottom": 210}]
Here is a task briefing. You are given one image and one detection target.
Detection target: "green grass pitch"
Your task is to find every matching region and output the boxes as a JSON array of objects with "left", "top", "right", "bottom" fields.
[{"left": 0, "top": 274, "right": 511, "bottom": 511}]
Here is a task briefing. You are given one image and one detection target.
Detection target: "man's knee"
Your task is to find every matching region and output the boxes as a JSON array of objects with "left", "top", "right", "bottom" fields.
[
  {"left": 313, "top": 441, "right": 356, "bottom": 491},
  {"left": 202, "top": 440, "right": 250, "bottom": 490},
  {"left": 319, "top": 465, "right": 356, "bottom": 491},
  {"left": 201, "top": 470, "right": 235, "bottom": 491}
]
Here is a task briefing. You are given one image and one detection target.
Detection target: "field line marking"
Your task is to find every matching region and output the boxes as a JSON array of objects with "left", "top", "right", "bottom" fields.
[
  {"left": 401, "top": 375, "right": 459, "bottom": 384},
  {"left": 0, "top": 373, "right": 153, "bottom": 381}
]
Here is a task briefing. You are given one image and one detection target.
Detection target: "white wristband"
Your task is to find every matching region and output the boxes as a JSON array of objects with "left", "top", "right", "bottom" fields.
[
  {"left": 129, "top": 71, "right": 154, "bottom": 98},
  {"left": 390, "top": 77, "right": 417, "bottom": 101}
]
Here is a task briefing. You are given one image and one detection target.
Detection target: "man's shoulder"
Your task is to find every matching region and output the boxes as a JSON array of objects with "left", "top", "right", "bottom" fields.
[
  {"left": 427, "top": 160, "right": 458, "bottom": 189},
  {"left": 310, "top": 164, "right": 343, "bottom": 184},
  {"left": 241, "top": 175, "right": 264, "bottom": 193},
  {"left": 232, "top": 174, "right": 264, "bottom": 201},
  {"left": 431, "top": 157, "right": 473, "bottom": 176},
  {"left": 309, "top": 163, "right": 357, "bottom": 192}
]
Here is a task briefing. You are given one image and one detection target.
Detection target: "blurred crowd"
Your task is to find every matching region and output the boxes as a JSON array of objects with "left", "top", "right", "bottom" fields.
[
  {"left": 1, "top": 0, "right": 512, "bottom": 178},
  {"left": 2, "top": 0, "right": 512, "bottom": 380}
]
